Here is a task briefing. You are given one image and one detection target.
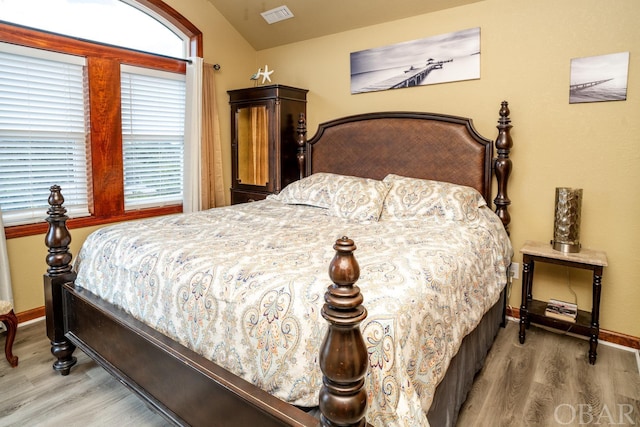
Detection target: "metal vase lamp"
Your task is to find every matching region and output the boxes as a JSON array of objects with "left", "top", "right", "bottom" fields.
[{"left": 551, "top": 187, "right": 583, "bottom": 253}]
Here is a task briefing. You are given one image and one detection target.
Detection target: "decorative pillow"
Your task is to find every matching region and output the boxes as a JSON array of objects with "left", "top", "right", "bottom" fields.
[
  {"left": 268, "top": 172, "right": 343, "bottom": 208},
  {"left": 328, "top": 176, "right": 391, "bottom": 222},
  {"left": 381, "top": 174, "right": 486, "bottom": 222}
]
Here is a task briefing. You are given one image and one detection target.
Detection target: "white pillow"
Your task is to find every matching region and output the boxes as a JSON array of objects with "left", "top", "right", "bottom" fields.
[
  {"left": 268, "top": 172, "right": 341, "bottom": 208},
  {"left": 381, "top": 174, "right": 486, "bottom": 222},
  {"left": 270, "top": 173, "right": 391, "bottom": 221},
  {"left": 328, "top": 176, "right": 391, "bottom": 222}
]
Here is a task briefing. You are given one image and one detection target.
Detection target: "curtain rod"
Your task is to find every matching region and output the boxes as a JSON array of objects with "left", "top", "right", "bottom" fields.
[
  {"left": 188, "top": 59, "right": 221, "bottom": 70},
  {"left": 183, "top": 59, "right": 220, "bottom": 70}
]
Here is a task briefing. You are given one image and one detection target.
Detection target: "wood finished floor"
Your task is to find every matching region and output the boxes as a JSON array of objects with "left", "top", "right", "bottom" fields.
[
  {"left": 457, "top": 322, "right": 640, "bottom": 426},
  {"left": 1, "top": 320, "right": 638, "bottom": 426}
]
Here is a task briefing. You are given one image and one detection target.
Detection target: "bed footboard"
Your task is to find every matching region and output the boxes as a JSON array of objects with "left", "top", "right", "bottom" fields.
[{"left": 44, "top": 187, "right": 370, "bottom": 426}]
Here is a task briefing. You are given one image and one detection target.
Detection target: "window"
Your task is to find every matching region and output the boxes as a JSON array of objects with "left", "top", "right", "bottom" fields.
[
  {"left": 121, "top": 66, "right": 186, "bottom": 209},
  {"left": 0, "top": 43, "right": 89, "bottom": 226},
  {"left": 0, "top": 0, "right": 186, "bottom": 58},
  {"left": 0, "top": 0, "right": 202, "bottom": 238}
]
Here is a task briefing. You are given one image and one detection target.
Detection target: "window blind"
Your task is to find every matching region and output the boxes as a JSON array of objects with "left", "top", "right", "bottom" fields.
[
  {"left": 121, "top": 65, "right": 185, "bottom": 210},
  {"left": 0, "top": 42, "right": 89, "bottom": 226}
]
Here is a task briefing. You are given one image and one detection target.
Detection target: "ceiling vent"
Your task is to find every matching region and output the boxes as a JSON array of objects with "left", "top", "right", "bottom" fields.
[{"left": 260, "top": 5, "right": 294, "bottom": 24}]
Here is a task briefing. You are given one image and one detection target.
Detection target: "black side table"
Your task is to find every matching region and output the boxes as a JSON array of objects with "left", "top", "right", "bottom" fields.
[{"left": 518, "top": 240, "right": 608, "bottom": 364}]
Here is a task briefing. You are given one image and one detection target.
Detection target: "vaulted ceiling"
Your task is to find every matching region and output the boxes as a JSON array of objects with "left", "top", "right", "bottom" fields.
[{"left": 206, "top": 0, "right": 483, "bottom": 50}]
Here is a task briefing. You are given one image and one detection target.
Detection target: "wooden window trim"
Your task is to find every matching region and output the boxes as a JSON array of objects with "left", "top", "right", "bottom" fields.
[
  {"left": 1, "top": 1, "right": 203, "bottom": 240},
  {"left": 136, "top": 0, "right": 203, "bottom": 58}
]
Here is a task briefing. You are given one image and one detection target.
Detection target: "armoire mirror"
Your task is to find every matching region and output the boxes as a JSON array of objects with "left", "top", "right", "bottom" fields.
[{"left": 236, "top": 105, "right": 269, "bottom": 186}]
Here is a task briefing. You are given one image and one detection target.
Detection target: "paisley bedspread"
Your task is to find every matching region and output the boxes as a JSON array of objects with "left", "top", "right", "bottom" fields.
[{"left": 74, "top": 198, "right": 512, "bottom": 426}]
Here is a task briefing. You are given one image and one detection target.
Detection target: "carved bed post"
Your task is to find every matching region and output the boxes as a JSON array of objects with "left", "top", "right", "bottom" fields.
[
  {"left": 493, "top": 101, "right": 513, "bottom": 234},
  {"left": 297, "top": 112, "right": 307, "bottom": 180},
  {"left": 319, "top": 237, "right": 368, "bottom": 427},
  {"left": 44, "top": 185, "right": 77, "bottom": 375}
]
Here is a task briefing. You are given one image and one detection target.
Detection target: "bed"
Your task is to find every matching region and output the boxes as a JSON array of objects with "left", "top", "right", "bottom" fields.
[{"left": 43, "top": 101, "right": 514, "bottom": 427}]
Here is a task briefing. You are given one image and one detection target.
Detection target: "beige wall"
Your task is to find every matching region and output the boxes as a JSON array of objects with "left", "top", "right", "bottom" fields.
[
  {"left": 6, "top": 0, "right": 639, "bottom": 339},
  {"left": 256, "top": 0, "right": 640, "bottom": 338}
]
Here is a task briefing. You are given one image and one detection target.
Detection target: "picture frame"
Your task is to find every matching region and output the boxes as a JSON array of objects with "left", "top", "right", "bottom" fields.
[
  {"left": 569, "top": 52, "right": 629, "bottom": 104},
  {"left": 350, "top": 27, "right": 481, "bottom": 94}
]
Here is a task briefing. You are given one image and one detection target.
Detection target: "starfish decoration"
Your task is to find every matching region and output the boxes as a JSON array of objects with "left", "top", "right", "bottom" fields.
[{"left": 260, "top": 65, "right": 274, "bottom": 84}]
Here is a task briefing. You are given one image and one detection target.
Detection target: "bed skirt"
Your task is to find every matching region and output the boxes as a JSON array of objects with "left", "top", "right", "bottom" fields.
[
  {"left": 426, "top": 290, "right": 505, "bottom": 426},
  {"left": 303, "top": 290, "right": 506, "bottom": 426}
]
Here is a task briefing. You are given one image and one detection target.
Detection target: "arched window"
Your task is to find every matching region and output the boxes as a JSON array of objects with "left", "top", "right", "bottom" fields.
[
  {"left": 0, "top": 0, "right": 186, "bottom": 58},
  {"left": 0, "top": 0, "right": 202, "bottom": 237}
]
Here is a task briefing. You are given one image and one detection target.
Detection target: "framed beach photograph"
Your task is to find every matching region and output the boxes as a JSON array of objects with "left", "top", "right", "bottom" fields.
[
  {"left": 350, "top": 27, "right": 480, "bottom": 94},
  {"left": 569, "top": 52, "right": 629, "bottom": 104}
]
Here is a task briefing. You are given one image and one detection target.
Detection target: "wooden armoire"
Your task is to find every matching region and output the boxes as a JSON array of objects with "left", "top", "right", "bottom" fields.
[{"left": 228, "top": 84, "right": 308, "bottom": 204}]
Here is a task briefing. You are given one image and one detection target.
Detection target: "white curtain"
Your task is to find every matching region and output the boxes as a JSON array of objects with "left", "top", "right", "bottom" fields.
[
  {"left": 183, "top": 56, "right": 203, "bottom": 213},
  {"left": 0, "top": 205, "right": 13, "bottom": 305}
]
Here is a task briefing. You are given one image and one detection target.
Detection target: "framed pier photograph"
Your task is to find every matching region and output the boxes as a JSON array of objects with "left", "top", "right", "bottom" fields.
[
  {"left": 350, "top": 27, "right": 480, "bottom": 94},
  {"left": 569, "top": 52, "right": 629, "bottom": 104}
]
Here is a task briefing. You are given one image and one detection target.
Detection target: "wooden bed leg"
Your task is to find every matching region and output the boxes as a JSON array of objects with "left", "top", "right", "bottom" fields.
[
  {"left": 493, "top": 101, "right": 513, "bottom": 234},
  {"left": 319, "top": 237, "right": 368, "bottom": 427},
  {"left": 44, "top": 185, "right": 77, "bottom": 375}
]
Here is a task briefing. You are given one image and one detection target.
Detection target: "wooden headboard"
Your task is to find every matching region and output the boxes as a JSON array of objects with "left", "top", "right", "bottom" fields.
[{"left": 297, "top": 101, "right": 513, "bottom": 232}]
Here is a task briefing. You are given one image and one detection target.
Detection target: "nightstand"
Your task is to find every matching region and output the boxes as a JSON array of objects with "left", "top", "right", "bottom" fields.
[{"left": 518, "top": 240, "right": 608, "bottom": 364}]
